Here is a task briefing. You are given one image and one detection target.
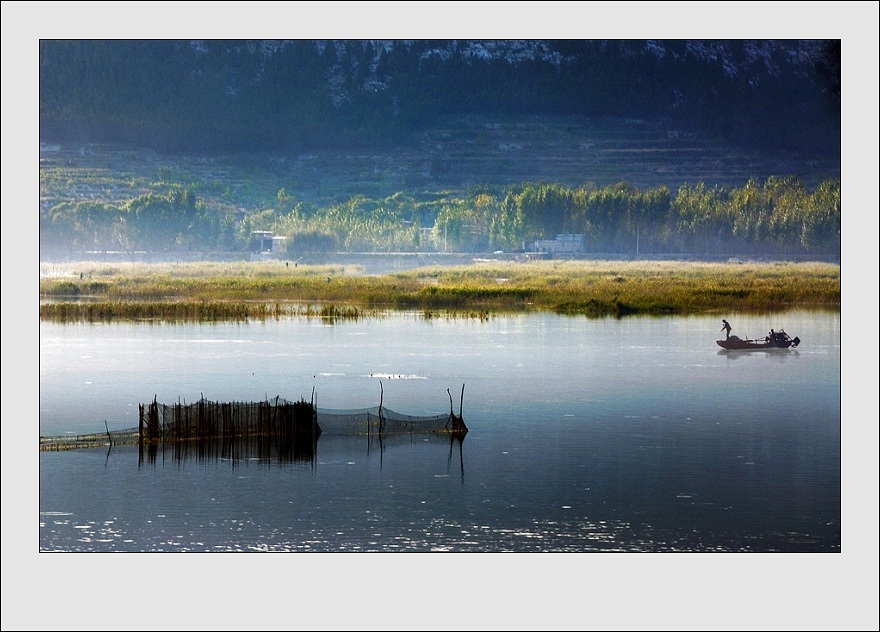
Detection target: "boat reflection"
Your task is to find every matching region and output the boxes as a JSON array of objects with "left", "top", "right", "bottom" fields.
[{"left": 717, "top": 348, "right": 800, "bottom": 360}]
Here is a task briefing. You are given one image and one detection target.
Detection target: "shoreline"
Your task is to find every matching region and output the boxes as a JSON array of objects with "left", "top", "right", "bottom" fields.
[{"left": 39, "top": 259, "right": 841, "bottom": 322}]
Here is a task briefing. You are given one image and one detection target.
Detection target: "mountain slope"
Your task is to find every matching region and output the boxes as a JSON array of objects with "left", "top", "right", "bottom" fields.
[{"left": 39, "top": 39, "right": 840, "bottom": 156}]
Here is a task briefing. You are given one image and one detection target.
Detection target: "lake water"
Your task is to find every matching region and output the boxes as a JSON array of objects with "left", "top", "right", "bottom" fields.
[
  {"left": 37, "top": 310, "right": 842, "bottom": 555},
  {"left": 22, "top": 308, "right": 877, "bottom": 629}
]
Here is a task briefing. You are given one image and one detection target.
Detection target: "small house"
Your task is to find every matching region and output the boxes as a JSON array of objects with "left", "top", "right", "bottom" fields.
[
  {"left": 250, "top": 231, "right": 287, "bottom": 258},
  {"left": 250, "top": 230, "right": 274, "bottom": 253},
  {"left": 532, "top": 233, "right": 585, "bottom": 254}
]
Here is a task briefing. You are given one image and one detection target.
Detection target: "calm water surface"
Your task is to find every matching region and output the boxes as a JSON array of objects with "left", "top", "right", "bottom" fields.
[{"left": 38, "top": 311, "right": 840, "bottom": 552}]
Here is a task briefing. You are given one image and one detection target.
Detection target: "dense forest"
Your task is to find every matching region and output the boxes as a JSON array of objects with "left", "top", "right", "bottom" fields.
[{"left": 39, "top": 39, "right": 840, "bottom": 156}]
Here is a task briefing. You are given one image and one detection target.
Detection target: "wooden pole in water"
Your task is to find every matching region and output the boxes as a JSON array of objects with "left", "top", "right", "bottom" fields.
[
  {"left": 459, "top": 384, "right": 465, "bottom": 417},
  {"left": 378, "top": 381, "right": 384, "bottom": 435},
  {"left": 137, "top": 404, "right": 143, "bottom": 465}
]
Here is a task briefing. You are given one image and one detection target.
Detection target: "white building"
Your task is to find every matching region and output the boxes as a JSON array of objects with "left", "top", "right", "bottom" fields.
[
  {"left": 532, "top": 233, "right": 585, "bottom": 254},
  {"left": 250, "top": 231, "right": 287, "bottom": 258}
]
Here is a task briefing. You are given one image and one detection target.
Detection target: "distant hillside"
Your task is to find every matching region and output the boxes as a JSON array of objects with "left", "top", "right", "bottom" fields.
[
  {"left": 39, "top": 39, "right": 840, "bottom": 157},
  {"left": 39, "top": 127, "right": 841, "bottom": 261}
]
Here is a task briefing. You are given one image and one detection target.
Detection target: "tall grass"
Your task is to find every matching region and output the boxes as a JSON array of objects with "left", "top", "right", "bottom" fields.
[
  {"left": 40, "top": 260, "right": 840, "bottom": 322},
  {"left": 38, "top": 300, "right": 375, "bottom": 323}
]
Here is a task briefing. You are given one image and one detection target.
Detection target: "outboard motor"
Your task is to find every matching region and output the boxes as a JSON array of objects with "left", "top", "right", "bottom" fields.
[{"left": 791, "top": 336, "right": 800, "bottom": 348}]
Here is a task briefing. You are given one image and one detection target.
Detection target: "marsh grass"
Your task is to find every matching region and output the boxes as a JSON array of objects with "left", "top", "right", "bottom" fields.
[
  {"left": 40, "top": 259, "right": 840, "bottom": 322},
  {"left": 38, "top": 300, "right": 378, "bottom": 323}
]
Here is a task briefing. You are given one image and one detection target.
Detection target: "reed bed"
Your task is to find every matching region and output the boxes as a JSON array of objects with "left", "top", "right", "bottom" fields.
[
  {"left": 39, "top": 300, "right": 373, "bottom": 323},
  {"left": 39, "top": 259, "right": 840, "bottom": 322}
]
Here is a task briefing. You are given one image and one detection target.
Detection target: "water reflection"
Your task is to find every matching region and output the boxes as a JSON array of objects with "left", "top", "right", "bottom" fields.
[
  {"left": 134, "top": 429, "right": 467, "bottom": 479},
  {"left": 717, "top": 349, "right": 801, "bottom": 360},
  {"left": 138, "top": 431, "right": 320, "bottom": 467},
  {"left": 365, "top": 431, "right": 466, "bottom": 480},
  {"left": 132, "top": 418, "right": 466, "bottom": 479}
]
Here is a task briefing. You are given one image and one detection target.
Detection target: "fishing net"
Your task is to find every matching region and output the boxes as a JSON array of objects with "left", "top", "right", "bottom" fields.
[
  {"left": 40, "top": 392, "right": 466, "bottom": 451},
  {"left": 316, "top": 405, "right": 465, "bottom": 436}
]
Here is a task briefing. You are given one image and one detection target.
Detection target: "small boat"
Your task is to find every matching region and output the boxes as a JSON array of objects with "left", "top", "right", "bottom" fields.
[{"left": 717, "top": 328, "right": 801, "bottom": 350}]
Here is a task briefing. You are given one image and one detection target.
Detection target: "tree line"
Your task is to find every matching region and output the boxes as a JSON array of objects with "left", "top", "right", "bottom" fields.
[{"left": 40, "top": 177, "right": 840, "bottom": 258}]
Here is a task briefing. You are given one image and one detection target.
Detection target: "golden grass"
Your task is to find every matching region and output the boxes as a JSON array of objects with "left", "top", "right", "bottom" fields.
[{"left": 39, "top": 259, "right": 840, "bottom": 321}]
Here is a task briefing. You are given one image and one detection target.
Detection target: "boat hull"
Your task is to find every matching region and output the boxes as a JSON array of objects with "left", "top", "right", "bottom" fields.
[
  {"left": 718, "top": 339, "right": 781, "bottom": 350},
  {"left": 716, "top": 337, "right": 799, "bottom": 350}
]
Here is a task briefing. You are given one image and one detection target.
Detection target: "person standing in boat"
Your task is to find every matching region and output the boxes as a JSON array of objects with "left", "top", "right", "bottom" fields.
[{"left": 721, "top": 319, "right": 732, "bottom": 339}]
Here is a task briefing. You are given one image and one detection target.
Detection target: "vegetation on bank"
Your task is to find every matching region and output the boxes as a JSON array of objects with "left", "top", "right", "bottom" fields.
[
  {"left": 41, "top": 175, "right": 840, "bottom": 259},
  {"left": 39, "top": 260, "right": 840, "bottom": 322}
]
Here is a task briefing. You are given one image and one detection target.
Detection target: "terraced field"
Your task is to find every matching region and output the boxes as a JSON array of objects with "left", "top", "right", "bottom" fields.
[{"left": 40, "top": 115, "right": 841, "bottom": 218}]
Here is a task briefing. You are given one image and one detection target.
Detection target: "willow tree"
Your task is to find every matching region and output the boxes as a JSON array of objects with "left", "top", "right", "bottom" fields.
[
  {"left": 49, "top": 200, "right": 122, "bottom": 253},
  {"left": 671, "top": 182, "right": 730, "bottom": 254},
  {"left": 801, "top": 178, "right": 841, "bottom": 253}
]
